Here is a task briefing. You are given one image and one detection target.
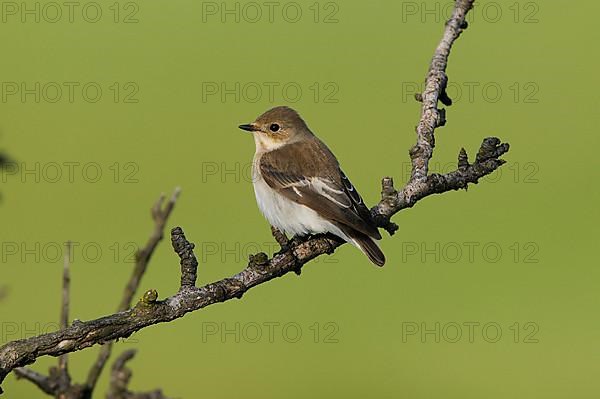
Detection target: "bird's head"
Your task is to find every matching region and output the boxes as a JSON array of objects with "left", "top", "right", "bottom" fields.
[{"left": 239, "top": 106, "right": 310, "bottom": 152}]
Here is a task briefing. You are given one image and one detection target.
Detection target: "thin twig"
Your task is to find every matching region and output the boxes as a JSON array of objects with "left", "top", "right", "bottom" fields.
[
  {"left": 13, "top": 368, "right": 55, "bottom": 395},
  {"left": 85, "top": 188, "right": 180, "bottom": 393},
  {"left": 106, "top": 350, "right": 171, "bottom": 399},
  {"left": 9, "top": 190, "right": 180, "bottom": 398},
  {"left": 171, "top": 227, "right": 198, "bottom": 289},
  {"left": 118, "top": 188, "right": 181, "bottom": 311},
  {"left": 58, "top": 241, "right": 72, "bottom": 374}
]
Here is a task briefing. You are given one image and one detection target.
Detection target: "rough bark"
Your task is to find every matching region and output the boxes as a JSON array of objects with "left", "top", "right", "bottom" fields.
[{"left": 12, "top": 191, "right": 180, "bottom": 398}]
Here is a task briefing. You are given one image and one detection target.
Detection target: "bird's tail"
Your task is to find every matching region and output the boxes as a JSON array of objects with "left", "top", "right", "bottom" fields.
[{"left": 341, "top": 228, "right": 385, "bottom": 267}]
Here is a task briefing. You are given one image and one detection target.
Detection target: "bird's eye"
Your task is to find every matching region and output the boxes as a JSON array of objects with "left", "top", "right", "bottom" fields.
[{"left": 269, "top": 123, "right": 280, "bottom": 132}]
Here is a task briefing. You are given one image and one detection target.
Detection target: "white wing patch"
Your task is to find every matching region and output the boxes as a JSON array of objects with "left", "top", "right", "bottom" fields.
[
  {"left": 311, "top": 177, "right": 350, "bottom": 208},
  {"left": 278, "top": 176, "right": 347, "bottom": 207}
]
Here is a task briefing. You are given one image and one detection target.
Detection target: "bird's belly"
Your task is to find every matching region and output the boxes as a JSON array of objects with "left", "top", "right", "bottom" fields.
[{"left": 253, "top": 176, "right": 344, "bottom": 239}]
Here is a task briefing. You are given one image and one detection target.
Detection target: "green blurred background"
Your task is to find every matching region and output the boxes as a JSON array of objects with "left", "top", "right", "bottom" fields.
[{"left": 0, "top": 1, "right": 598, "bottom": 398}]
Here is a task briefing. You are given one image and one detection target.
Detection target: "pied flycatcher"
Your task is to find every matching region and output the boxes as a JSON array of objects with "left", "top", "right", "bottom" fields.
[{"left": 239, "top": 106, "right": 385, "bottom": 266}]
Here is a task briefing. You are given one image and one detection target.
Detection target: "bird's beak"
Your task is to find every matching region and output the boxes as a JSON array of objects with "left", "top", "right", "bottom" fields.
[{"left": 238, "top": 123, "right": 259, "bottom": 132}]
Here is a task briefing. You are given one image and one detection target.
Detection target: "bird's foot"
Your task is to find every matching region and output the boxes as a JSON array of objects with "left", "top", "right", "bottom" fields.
[
  {"left": 289, "top": 234, "right": 309, "bottom": 248},
  {"left": 271, "top": 226, "right": 294, "bottom": 254}
]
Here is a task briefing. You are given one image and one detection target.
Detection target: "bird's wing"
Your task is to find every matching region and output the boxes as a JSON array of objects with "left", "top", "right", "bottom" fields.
[{"left": 259, "top": 139, "right": 381, "bottom": 240}]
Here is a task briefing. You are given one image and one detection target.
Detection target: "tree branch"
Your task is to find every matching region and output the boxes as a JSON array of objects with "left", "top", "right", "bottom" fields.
[
  {"left": 171, "top": 227, "right": 198, "bottom": 289},
  {"left": 13, "top": 368, "right": 55, "bottom": 395},
  {"left": 9, "top": 191, "right": 180, "bottom": 398},
  {"left": 0, "top": 0, "right": 509, "bottom": 393},
  {"left": 58, "top": 241, "right": 72, "bottom": 377},
  {"left": 106, "top": 350, "right": 172, "bottom": 399},
  {"left": 85, "top": 188, "right": 180, "bottom": 394},
  {"left": 370, "top": 0, "right": 509, "bottom": 233}
]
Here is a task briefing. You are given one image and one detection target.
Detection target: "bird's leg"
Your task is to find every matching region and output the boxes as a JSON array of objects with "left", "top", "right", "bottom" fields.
[
  {"left": 271, "top": 226, "right": 291, "bottom": 253},
  {"left": 270, "top": 227, "right": 306, "bottom": 275},
  {"left": 269, "top": 226, "right": 311, "bottom": 260}
]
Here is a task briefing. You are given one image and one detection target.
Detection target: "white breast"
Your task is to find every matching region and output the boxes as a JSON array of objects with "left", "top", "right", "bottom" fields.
[{"left": 251, "top": 153, "right": 347, "bottom": 240}]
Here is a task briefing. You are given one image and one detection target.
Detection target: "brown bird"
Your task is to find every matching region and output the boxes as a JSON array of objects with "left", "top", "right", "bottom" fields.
[{"left": 239, "top": 106, "right": 385, "bottom": 266}]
